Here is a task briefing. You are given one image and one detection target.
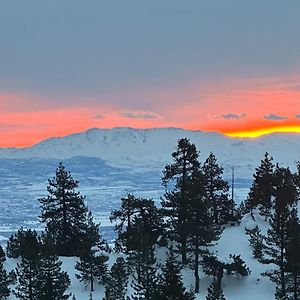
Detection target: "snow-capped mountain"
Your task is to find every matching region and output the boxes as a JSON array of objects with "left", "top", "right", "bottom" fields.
[{"left": 1, "top": 127, "right": 300, "bottom": 178}]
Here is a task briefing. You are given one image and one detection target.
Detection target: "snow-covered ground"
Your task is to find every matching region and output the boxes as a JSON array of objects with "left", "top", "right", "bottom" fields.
[{"left": 2, "top": 211, "right": 276, "bottom": 300}]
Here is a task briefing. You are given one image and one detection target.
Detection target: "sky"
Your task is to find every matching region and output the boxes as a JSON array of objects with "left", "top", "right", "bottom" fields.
[{"left": 1, "top": 1, "right": 300, "bottom": 147}]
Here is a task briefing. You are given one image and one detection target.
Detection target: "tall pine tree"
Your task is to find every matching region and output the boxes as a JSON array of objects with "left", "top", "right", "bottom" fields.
[
  {"left": 103, "top": 257, "right": 128, "bottom": 300},
  {"left": 187, "top": 168, "right": 221, "bottom": 293},
  {"left": 285, "top": 208, "right": 300, "bottom": 300},
  {"left": 262, "top": 166, "right": 298, "bottom": 299},
  {"left": 36, "top": 255, "right": 70, "bottom": 300},
  {"left": 39, "top": 163, "right": 92, "bottom": 256},
  {"left": 202, "top": 152, "right": 231, "bottom": 226},
  {"left": 246, "top": 152, "right": 274, "bottom": 219},
  {"left": 162, "top": 138, "right": 200, "bottom": 265}
]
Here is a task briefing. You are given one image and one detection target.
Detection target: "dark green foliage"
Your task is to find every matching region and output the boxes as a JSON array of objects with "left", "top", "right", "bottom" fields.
[
  {"left": 202, "top": 153, "right": 234, "bottom": 225},
  {"left": 130, "top": 256, "right": 160, "bottom": 300},
  {"left": 103, "top": 257, "right": 128, "bottom": 300},
  {"left": 110, "top": 194, "right": 162, "bottom": 261},
  {"left": 0, "top": 246, "right": 5, "bottom": 263},
  {"left": 75, "top": 250, "right": 108, "bottom": 292},
  {"left": 36, "top": 255, "right": 70, "bottom": 300},
  {"left": 206, "top": 280, "right": 226, "bottom": 300},
  {"left": 225, "top": 255, "right": 251, "bottom": 277},
  {"left": 246, "top": 152, "right": 274, "bottom": 219},
  {"left": 261, "top": 166, "right": 298, "bottom": 300},
  {"left": 161, "top": 138, "right": 200, "bottom": 265},
  {"left": 39, "top": 162, "right": 99, "bottom": 256},
  {"left": 6, "top": 228, "right": 40, "bottom": 260},
  {"left": 285, "top": 209, "right": 300, "bottom": 300},
  {"left": 157, "top": 247, "right": 196, "bottom": 300},
  {"left": 13, "top": 257, "right": 40, "bottom": 300},
  {"left": 187, "top": 168, "right": 221, "bottom": 293},
  {"left": 245, "top": 225, "right": 264, "bottom": 260},
  {"left": 202, "top": 254, "right": 250, "bottom": 290},
  {"left": 0, "top": 262, "right": 10, "bottom": 299}
]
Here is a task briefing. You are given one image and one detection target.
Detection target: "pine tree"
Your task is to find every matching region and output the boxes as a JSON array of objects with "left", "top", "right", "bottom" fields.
[
  {"left": 103, "top": 257, "right": 128, "bottom": 300},
  {"left": 202, "top": 254, "right": 250, "bottom": 291},
  {"left": 245, "top": 225, "right": 264, "bottom": 260},
  {"left": 39, "top": 162, "right": 91, "bottom": 256},
  {"left": 7, "top": 228, "right": 40, "bottom": 259},
  {"left": 161, "top": 138, "right": 200, "bottom": 265},
  {"left": 0, "top": 246, "right": 5, "bottom": 263},
  {"left": 75, "top": 250, "right": 108, "bottom": 292},
  {"left": 110, "top": 194, "right": 162, "bottom": 261},
  {"left": 262, "top": 166, "right": 298, "bottom": 300},
  {"left": 187, "top": 168, "right": 221, "bottom": 293},
  {"left": 81, "top": 211, "right": 104, "bottom": 255},
  {"left": 130, "top": 256, "right": 160, "bottom": 300},
  {"left": 202, "top": 153, "right": 232, "bottom": 225},
  {"left": 36, "top": 255, "right": 70, "bottom": 300},
  {"left": 157, "top": 247, "right": 195, "bottom": 300},
  {"left": 0, "top": 262, "right": 10, "bottom": 299},
  {"left": 285, "top": 208, "right": 300, "bottom": 300},
  {"left": 13, "top": 257, "right": 40, "bottom": 300},
  {"left": 206, "top": 280, "right": 226, "bottom": 300},
  {"left": 246, "top": 152, "right": 275, "bottom": 219}
]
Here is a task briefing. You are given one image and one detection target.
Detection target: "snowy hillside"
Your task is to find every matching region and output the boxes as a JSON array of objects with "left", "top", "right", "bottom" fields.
[
  {"left": 1, "top": 127, "right": 300, "bottom": 178},
  {"left": 2, "top": 212, "right": 276, "bottom": 300}
]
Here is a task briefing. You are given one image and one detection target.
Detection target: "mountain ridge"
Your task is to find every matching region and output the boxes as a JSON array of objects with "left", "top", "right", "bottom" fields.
[{"left": 1, "top": 127, "right": 300, "bottom": 178}]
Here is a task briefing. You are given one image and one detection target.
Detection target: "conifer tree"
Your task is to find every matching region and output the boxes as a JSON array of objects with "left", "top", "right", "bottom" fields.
[
  {"left": 262, "top": 166, "right": 298, "bottom": 300},
  {"left": 161, "top": 138, "right": 200, "bottom": 265},
  {"left": 0, "top": 262, "right": 10, "bottom": 299},
  {"left": 130, "top": 256, "right": 160, "bottom": 300},
  {"left": 202, "top": 254, "right": 250, "bottom": 291},
  {"left": 246, "top": 152, "right": 275, "bottom": 219},
  {"left": 0, "top": 246, "right": 5, "bottom": 263},
  {"left": 36, "top": 255, "right": 70, "bottom": 300},
  {"left": 245, "top": 225, "right": 264, "bottom": 261},
  {"left": 285, "top": 208, "right": 300, "bottom": 300},
  {"left": 7, "top": 228, "right": 40, "bottom": 259},
  {"left": 157, "top": 247, "right": 195, "bottom": 300},
  {"left": 187, "top": 168, "right": 221, "bottom": 293},
  {"left": 75, "top": 250, "right": 108, "bottom": 292},
  {"left": 111, "top": 194, "right": 162, "bottom": 260},
  {"left": 103, "top": 257, "right": 128, "bottom": 300},
  {"left": 206, "top": 280, "right": 226, "bottom": 300},
  {"left": 13, "top": 257, "right": 40, "bottom": 300},
  {"left": 39, "top": 162, "right": 92, "bottom": 256},
  {"left": 202, "top": 153, "right": 232, "bottom": 225}
]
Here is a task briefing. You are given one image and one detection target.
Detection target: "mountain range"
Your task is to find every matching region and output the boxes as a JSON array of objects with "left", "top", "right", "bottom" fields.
[{"left": 1, "top": 127, "right": 300, "bottom": 178}]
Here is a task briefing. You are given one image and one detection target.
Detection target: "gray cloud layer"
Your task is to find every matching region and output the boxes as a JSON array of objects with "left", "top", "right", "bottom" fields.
[
  {"left": 264, "top": 113, "right": 288, "bottom": 121},
  {"left": 1, "top": 0, "right": 300, "bottom": 111},
  {"left": 221, "top": 113, "right": 246, "bottom": 120},
  {"left": 121, "top": 111, "right": 161, "bottom": 119}
]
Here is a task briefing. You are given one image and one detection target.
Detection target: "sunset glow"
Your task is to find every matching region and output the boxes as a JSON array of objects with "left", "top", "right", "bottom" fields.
[
  {"left": 1, "top": 1, "right": 300, "bottom": 147},
  {"left": 225, "top": 126, "right": 300, "bottom": 138}
]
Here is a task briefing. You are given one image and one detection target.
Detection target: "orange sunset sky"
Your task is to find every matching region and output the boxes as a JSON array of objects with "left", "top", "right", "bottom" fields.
[{"left": 1, "top": 1, "right": 300, "bottom": 147}]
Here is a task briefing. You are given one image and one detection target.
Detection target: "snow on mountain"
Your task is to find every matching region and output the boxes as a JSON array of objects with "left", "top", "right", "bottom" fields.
[{"left": 1, "top": 127, "right": 300, "bottom": 178}]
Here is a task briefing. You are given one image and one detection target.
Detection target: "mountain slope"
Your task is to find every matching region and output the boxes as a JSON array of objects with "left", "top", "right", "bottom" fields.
[{"left": 1, "top": 127, "right": 300, "bottom": 178}]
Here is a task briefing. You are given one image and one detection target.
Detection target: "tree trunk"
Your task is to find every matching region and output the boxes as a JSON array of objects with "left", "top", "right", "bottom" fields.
[{"left": 194, "top": 237, "right": 200, "bottom": 293}]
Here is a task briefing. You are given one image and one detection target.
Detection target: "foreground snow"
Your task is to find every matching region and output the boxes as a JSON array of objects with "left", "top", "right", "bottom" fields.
[{"left": 3, "top": 212, "right": 276, "bottom": 300}]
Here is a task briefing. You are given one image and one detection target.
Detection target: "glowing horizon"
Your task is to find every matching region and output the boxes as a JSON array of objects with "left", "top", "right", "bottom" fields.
[{"left": 2, "top": 124, "right": 300, "bottom": 149}]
